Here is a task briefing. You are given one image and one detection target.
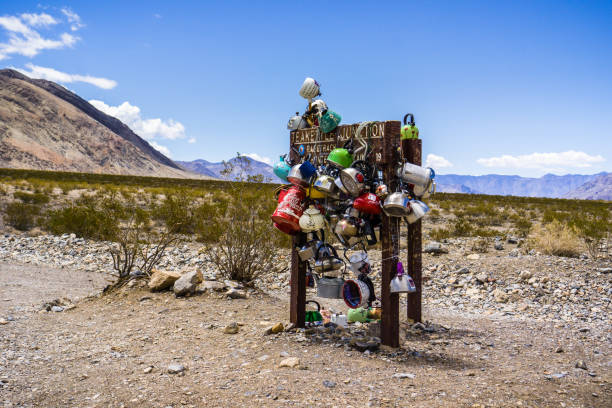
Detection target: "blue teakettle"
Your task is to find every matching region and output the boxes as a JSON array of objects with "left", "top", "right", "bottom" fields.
[{"left": 273, "top": 155, "right": 291, "bottom": 182}]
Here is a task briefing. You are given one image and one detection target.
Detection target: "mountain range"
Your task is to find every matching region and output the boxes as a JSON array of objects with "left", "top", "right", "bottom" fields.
[
  {"left": 0, "top": 69, "right": 201, "bottom": 178},
  {"left": 177, "top": 158, "right": 281, "bottom": 182}
]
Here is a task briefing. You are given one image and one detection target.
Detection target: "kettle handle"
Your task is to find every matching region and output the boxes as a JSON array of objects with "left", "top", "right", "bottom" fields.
[
  {"left": 396, "top": 261, "right": 405, "bottom": 277},
  {"left": 305, "top": 300, "right": 320, "bottom": 311},
  {"left": 403, "top": 113, "right": 415, "bottom": 126}
]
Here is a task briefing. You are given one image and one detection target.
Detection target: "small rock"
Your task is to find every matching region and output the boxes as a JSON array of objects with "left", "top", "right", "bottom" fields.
[
  {"left": 598, "top": 267, "right": 612, "bottom": 274},
  {"left": 492, "top": 288, "right": 508, "bottom": 303},
  {"left": 466, "top": 254, "right": 480, "bottom": 260},
  {"left": 224, "top": 323, "right": 239, "bottom": 334},
  {"left": 51, "top": 306, "right": 64, "bottom": 313},
  {"left": 475, "top": 273, "right": 488, "bottom": 284},
  {"left": 148, "top": 269, "right": 181, "bottom": 292},
  {"left": 0, "top": 318, "right": 8, "bottom": 325},
  {"left": 257, "top": 355, "right": 269, "bottom": 362},
  {"left": 551, "top": 372, "right": 567, "bottom": 379},
  {"left": 143, "top": 366, "right": 153, "bottom": 374},
  {"left": 555, "top": 346, "right": 564, "bottom": 353},
  {"left": 455, "top": 267, "right": 470, "bottom": 274},
  {"left": 507, "top": 237, "right": 518, "bottom": 244},
  {"left": 578, "top": 328, "right": 589, "bottom": 333},
  {"left": 264, "top": 322, "right": 284, "bottom": 335},
  {"left": 392, "top": 373, "right": 416, "bottom": 379},
  {"left": 167, "top": 364, "right": 185, "bottom": 374},
  {"left": 509, "top": 249, "right": 520, "bottom": 257},
  {"left": 575, "top": 360, "right": 588, "bottom": 370},
  {"left": 279, "top": 357, "right": 300, "bottom": 368},
  {"left": 322, "top": 380, "right": 336, "bottom": 388},
  {"left": 519, "top": 270, "right": 532, "bottom": 282},
  {"left": 494, "top": 242, "right": 504, "bottom": 250},
  {"left": 226, "top": 288, "right": 248, "bottom": 299},
  {"left": 279, "top": 351, "right": 289, "bottom": 357},
  {"left": 423, "top": 242, "right": 449, "bottom": 254},
  {"left": 199, "top": 280, "right": 226, "bottom": 292},
  {"left": 173, "top": 270, "right": 203, "bottom": 297}
]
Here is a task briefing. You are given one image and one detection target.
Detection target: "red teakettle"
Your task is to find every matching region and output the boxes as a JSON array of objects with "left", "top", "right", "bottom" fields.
[
  {"left": 353, "top": 192, "right": 382, "bottom": 215},
  {"left": 271, "top": 185, "right": 306, "bottom": 234}
]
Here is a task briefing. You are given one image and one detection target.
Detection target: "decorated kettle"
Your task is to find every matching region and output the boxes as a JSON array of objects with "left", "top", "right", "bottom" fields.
[{"left": 400, "top": 113, "right": 419, "bottom": 140}]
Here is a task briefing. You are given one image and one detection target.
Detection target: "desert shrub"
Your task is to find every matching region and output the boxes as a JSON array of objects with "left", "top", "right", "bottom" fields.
[
  {"left": 4, "top": 202, "right": 40, "bottom": 231},
  {"left": 571, "top": 209, "right": 610, "bottom": 258},
  {"left": 153, "top": 191, "right": 197, "bottom": 234},
  {"left": 512, "top": 217, "right": 532, "bottom": 237},
  {"left": 13, "top": 191, "right": 50, "bottom": 205},
  {"left": 527, "top": 220, "right": 581, "bottom": 258},
  {"left": 44, "top": 199, "right": 119, "bottom": 240},
  {"left": 472, "top": 227, "right": 498, "bottom": 237},
  {"left": 202, "top": 155, "right": 282, "bottom": 284},
  {"left": 452, "top": 217, "right": 473, "bottom": 236},
  {"left": 429, "top": 227, "right": 452, "bottom": 241}
]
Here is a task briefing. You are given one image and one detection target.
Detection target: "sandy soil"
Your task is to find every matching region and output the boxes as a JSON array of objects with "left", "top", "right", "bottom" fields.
[{"left": 0, "top": 263, "right": 610, "bottom": 408}]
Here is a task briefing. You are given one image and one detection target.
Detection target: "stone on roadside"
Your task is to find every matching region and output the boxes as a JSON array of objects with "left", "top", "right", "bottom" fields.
[
  {"left": 494, "top": 242, "right": 504, "bottom": 250},
  {"left": 173, "top": 270, "right": 203, "bottom": 297},
  {"left": 322, "top": 380, "right": 336, "bottom": 388},
  {"left": 519, "top": 270, "right": 532, "bottom": 282},
  {"left": 148, "top": 269, "right": 181, "bottom": 292},
  {"left": 0, "top": 318, "right": 8, "bottom": 325},
  {"left": 199, "top": 280, "right": 227, "bottom": 292},
  {"left": 507, "top": 237, "right": 518, "bottom": 244},
  {"left": 575, "top": 360, "right": 588, "bottom": 370},
  {"left": 492, "top": 288, "right": 508, "bottom": 303},
  {"left": 167, "top": 364, "right": 185, "bottom": 374},
  {"left": 475, "top": 273, "right": 488, "bottom": 284},
  {"left": 279, "top": 357, "right": 300, "bottom": 368},
  {"left": 509, "top": 249, "right": 520, "bottom": 257},
  {"left": 226, "top": 288, "right": 248, "bottom": 299},
  {"left": 466, "top": 254, "right": 480, "bottom": 260},
  {"left": 143, "top": 366, "right": 153, "bottom": 374},
  {"left": 51, "top": 306, "right": 64, "bottom": 313},
  {"left": 224, "top": 322, "right": 239, "bottom": 334},
  {"left": 264, "top": 322, "right": 284, "bottom": 335},
  {"left": 392, "top": 373, "right": 416, "bottom": 379},
  {"left": 423, "top": 242, "right": 449, "bottom": 254}
]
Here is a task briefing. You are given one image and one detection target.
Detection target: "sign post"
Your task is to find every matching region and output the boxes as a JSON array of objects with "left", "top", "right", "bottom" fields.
[{"left": 288, "top": 120, "right": 420, "bottom": 347}]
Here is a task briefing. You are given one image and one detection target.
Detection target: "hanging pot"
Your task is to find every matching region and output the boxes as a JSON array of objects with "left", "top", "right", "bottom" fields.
[
  {"left": 342, "top": 278, "right": 370, "bottom": 309},
  {"left": 400, "top": 113, "right": 419, "bottom": 140},
  {"left": 298, "top": 240, "right": 323, "bottom": 262},
  {"left": 319, "top": 110, "right": 342, "bottom": 133},
  {"left": 271, "top": 185, "right": 306, "bottom": 234},
  {"left": 299, "top": 160, "right": 318, "bottom": 180},
  {"left": 315, "top": 276, "right": 344, "bottom": 299},
  {"left": 413, "top": 179, "right": 436, "bottom": 199},
  {"left": 397, "top": 162, "right": 435, "bottom": 188},
  {"left": 353, "top": 192, "right": 382, "bottom": 215},
  {"left": 273, "top": 156, "right": 291, "bottom": 182},
  {"left": 348, "top": 251, "right": 369, "bottom": 274},
  {"left": 405, "top": 200, "right": 430, "bottom": 224},
  {"left": 299, "top": 206, "right": 326, "bottom": 232},
  {"left": 390, "top": 261, "right": 417, "bottom": 294},
  {"left": 339, "top": 167, "right": 365, "bottom": 197},
  {"left": 334, "top": 217, "right": 358, "bottom": 237},
  {"left": 313, "top": 174, "right": 339, "bottom": 197},
  {"left": 287, "top": 164, "right": 310, "bottom": 187},
  {"left": 382, "top": 191, "right": 411, "bottom": 217},
  {"left": 327, "top": 148, "right": 353, "bottom": 169},
  {"left": 375, "top": 183, "right": 388, "bottom": 200},
  {"left": 299, "top": 77, "right": 320, "bottom": 100},
  {"left": 287, "top": 113, "right": 308, "bottom": 130},
  {"left": 313, "top": 244, "right": 344, "bottom": 273}
]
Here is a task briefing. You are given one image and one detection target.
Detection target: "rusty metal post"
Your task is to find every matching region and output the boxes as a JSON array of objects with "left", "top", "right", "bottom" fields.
[
  {"left": 381, "top": 121, "right": 401, "bottom": 347},
  {"left": 290, "top": 234, "right": 306, "bottom": 327},
  {"left": 402, "top": 138, "right": 423, "bottom": 323}
]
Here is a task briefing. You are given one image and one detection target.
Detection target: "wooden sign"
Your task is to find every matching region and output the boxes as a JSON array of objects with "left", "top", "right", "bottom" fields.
[{"left": 290, "top": 121, "right": 399, "bottom": 166}]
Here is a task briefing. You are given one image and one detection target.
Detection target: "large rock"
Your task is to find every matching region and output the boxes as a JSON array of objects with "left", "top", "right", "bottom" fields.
[
  {"left": 148, "top": 269, "right": 181, "bottom": 292},
  {"left": 173, "top": 270, "right": 203, "bottom": 297}
]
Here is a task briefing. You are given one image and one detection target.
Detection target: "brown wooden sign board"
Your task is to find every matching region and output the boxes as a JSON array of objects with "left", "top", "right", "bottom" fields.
[{"left": 288, "top": 120, "right": 422, "bottom": 348}]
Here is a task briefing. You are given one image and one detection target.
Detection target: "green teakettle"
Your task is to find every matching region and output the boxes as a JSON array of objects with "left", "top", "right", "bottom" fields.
[
  {"left": 347, "top": 307, "right": 369, "bottom": 323},
  {"left": 319, "top": 110, "right": 342, "bottom": 133},
  {"left": 305, "top": 300, "right": 323, "bottom": 323},
  {"left": 400, "top": 113, "right": 419, "bottom": 140}
]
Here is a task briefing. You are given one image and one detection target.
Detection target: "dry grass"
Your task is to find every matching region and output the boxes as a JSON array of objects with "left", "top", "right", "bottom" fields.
[{"left": 527, "top": 220, "right": 582, "bottom": 258}]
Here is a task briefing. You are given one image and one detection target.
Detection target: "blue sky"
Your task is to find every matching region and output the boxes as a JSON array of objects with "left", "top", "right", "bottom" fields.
[{"left": 1, "top": 0, "right": 611, "bottom": 176}]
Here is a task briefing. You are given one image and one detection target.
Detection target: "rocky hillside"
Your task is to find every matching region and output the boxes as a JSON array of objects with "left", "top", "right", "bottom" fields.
[
  {"left": 0, "top": 69, "right": 200, "bottom": 178},
  {"left": 436, "top": 173, "right": 609, "bottom": 199},
  {"left": 178, "top": 157, "right": 281, "bottom": 182},
  {"left": 565, "top": 173, "right": 612, "bottom": 200}
]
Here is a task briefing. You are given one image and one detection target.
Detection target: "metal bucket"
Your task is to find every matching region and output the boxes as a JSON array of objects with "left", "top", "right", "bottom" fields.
[{"left": 316, "top": 277, "right": 344, "bottom": 299}]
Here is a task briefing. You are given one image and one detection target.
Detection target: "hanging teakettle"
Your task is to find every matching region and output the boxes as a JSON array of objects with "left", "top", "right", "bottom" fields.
[
  {"left": 353, "top": 192, "right": 382, "bottom": 215},
  {"left": 305, "top": 300, "right": 323, "bottom": 324},
  {"left": 313, "top": 174, "right": 339, "bottom": 198},
  {"left": 400, "top": 113, "right": 419, "bottom": 140},
  {"left": 405, "top": 200, "right": 430, "bottom": 224},
  {"left": 271, "top": 185, "right": 306, "bottom": 234},
  {"left": 348, "top": 251, "right": 369, "bottom": 274},
  {"left": 288, "top": 113, "right": 308, "bottom": 130},
  {"left": 390, "top": 261, "right": 417, "bottom": 294},
  {"left": 313, "top": 244, "right": 344, "bottom": 274},
  {"left": 327, "top": 148, "right": 353, "bottom": 169},
  {"left": 299, "top": 205, "right": 326, "bottom": 232},
  {"left": 319, "top": 110, "right": 342, "bottom": 133},
  {"left": 382, "top": 190, "right": 411, "bottom": 217},
  {"left": 397, "top": 162, "right": 435, "bottom": 188},
  {"left": 273, "top": 155, "right": 291, "bottom": 182},
  {"left": 287, "top": 164, "right": 310, "bottom": 187},
  {"left": 299, "top": 77, "right": 321, "bottom": 100},
  {"left": 339, "top": 167, "right": 366, "bottom": 197}
]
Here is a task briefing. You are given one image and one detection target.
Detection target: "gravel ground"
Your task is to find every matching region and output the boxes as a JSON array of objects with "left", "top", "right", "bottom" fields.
[{"left": 0, "top": 233, "right": 611, "bottom": 407}]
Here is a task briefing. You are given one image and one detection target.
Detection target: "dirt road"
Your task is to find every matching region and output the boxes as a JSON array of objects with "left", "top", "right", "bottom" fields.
[{"left": 0, "top": 263, "right": 610, "bottom": 407}]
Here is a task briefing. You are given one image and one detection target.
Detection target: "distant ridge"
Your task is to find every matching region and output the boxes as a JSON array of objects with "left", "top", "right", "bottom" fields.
[{"left": 177, "top": 157, "right": 281, "bottom": 182}]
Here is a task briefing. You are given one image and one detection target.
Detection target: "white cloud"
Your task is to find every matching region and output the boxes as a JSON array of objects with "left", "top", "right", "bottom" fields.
[
  {"left": 477, "top": 150, "right": 605, "bottom": 170},
  {"left": 188, "top": 137, "right": 196, "bottom": 144},
  {"left": 61, "top": 8, "right": 84, "bottom": 31},
  {"left": 89, "top": 100, "right": 187, "bottom": 141},
  {"left": 425, "top": 154, "right": 453, "bottom": 169},
  {"left": 244, "top": 153, "right": 273, "bottom": 166},
  {"left": 20, "top": 13, "right": 57, "bottom": 27},
  {"left": 17, "top": 63, "right": 117, "bottom": 89},
  {"left": 0, "top": 11, "right": 79, "bottom": 60},
  {"left": 150, "top": 141, "right": 171, "bottom": 158}
]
